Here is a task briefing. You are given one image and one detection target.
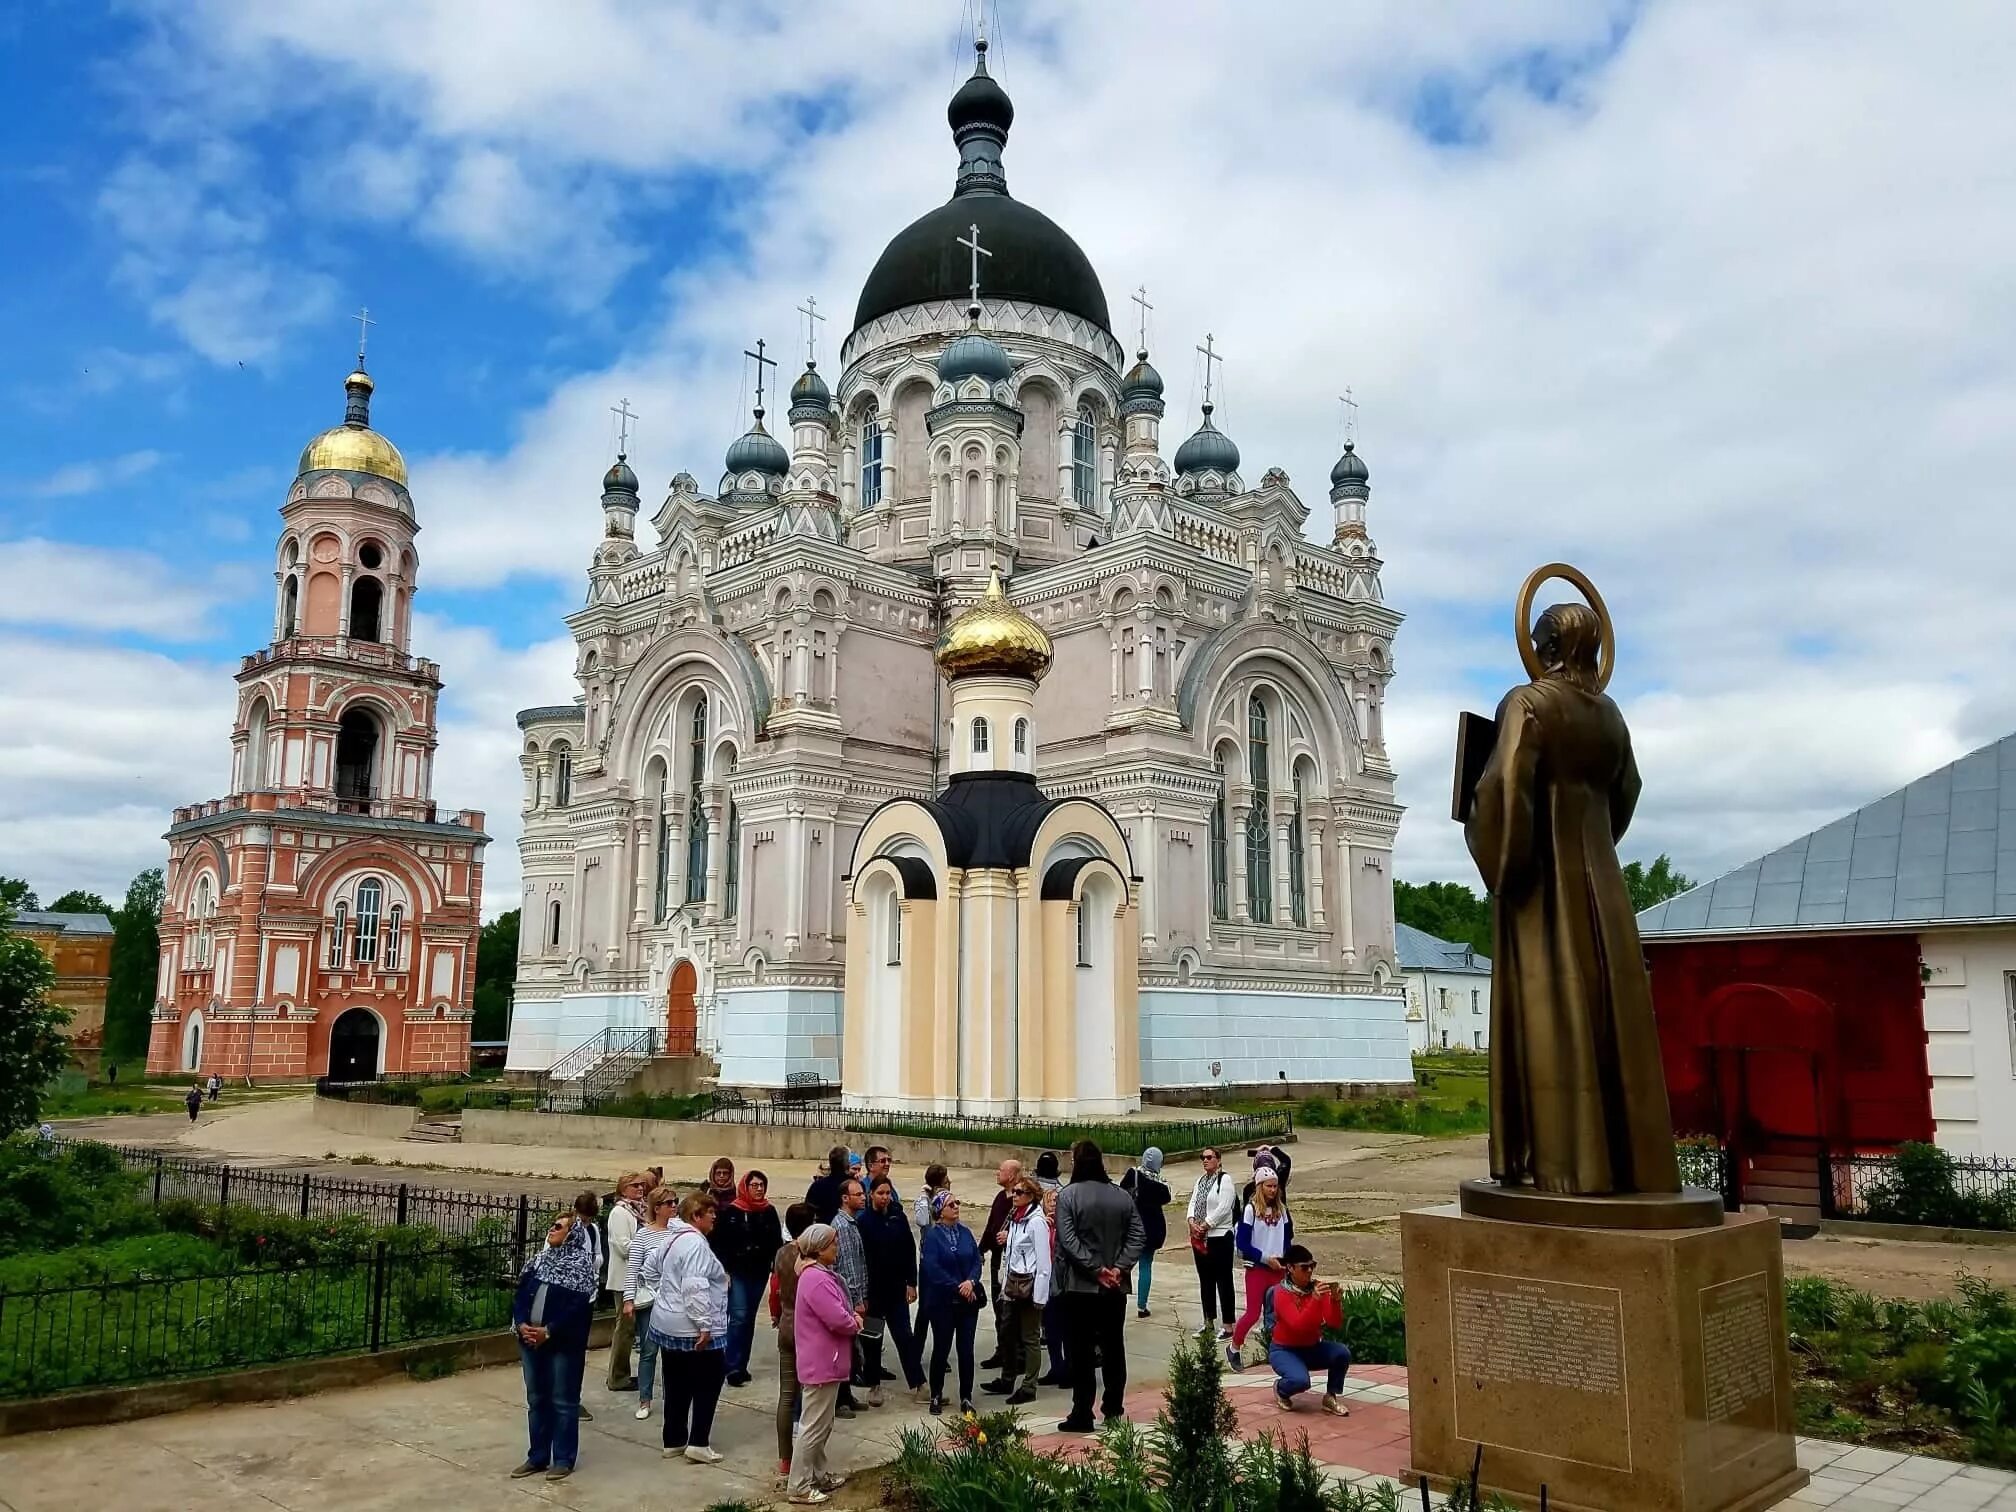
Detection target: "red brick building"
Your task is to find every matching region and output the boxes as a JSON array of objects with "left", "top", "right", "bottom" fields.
[{"left": 148, "top": 362, "right": 488, "bottom": 1082}]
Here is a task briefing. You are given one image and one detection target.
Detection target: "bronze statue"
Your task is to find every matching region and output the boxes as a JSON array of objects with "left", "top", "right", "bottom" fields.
[{"left": 1456, "top": 565, "right": 1712, "bottom": 1225}]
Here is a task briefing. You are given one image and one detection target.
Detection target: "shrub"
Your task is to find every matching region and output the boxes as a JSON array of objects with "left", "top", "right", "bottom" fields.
[
  {"left": 1333, "top": 1281, "right": 1406, "bottom": 1365},
  {"left": 1861, "top": 1143, "right": 2015, "bottom": 1231},
  {"left": 0, "top": 1141, "right": 156, "bottom": 1258}
]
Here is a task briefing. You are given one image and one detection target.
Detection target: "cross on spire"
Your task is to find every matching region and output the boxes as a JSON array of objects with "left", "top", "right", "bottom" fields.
[
  {"left": 1131, "top": 284, "right": 1153, "bottom": 354},
  {"left": 1196, "top": 332, "right": 1223, "bottom": 409},
  {"left": 611, "top": 398, "right": 638, "bottom": 459},
  {"left": 957, "top": 222, "right": 993, "bottom": 313},
  {"left": 1338, "top": 388, "right": 1358, "bottom": 446},
  {"left": 797, "top": 296, "right": 827, "bottom": 366},
  {"left": 743, "top": 338, "right": 778, "bottom": 418},
  {"left": 353, "top": 306, "right": 376, "bottom": 367}
]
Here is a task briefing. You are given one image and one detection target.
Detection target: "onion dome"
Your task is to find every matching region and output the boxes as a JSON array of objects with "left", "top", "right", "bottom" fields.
[
  {"left": 1173, "top": 403, "right": 1240, "bottom": 476},
  {"left": 788, "top": 363, "right": 832, "bottom": 422},
  {"left": 938, "top": 328, "right": 1014, "bottom": 386},
  {"left": 723, "top": 410, "right": 789, "bottom": 477},
  {"left": 602, "top": 456, "right": 639, "bottom": 496},
  {"left": 935, "top": 569, "right": 1053, "bottom": 682},
  {"left": 1120, "top": 351, "right": 1165, "bottom": 414},
  {"left": 298, "top": 368, "right": 408, "bottom": 486},
  {"left": 1329, "top": 440, "right": 1369, "bottom": 492},
  {"left": 853, "top": 39, "right": 1109, "bottom": 334}
]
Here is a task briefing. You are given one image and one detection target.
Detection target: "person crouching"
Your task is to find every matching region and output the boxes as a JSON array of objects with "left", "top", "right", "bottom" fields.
[{"left": 1263, "top": 1244, "right": 1351, "bottom": 1416}]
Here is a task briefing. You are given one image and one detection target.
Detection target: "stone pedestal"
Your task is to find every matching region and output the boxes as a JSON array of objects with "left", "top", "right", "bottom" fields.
[{"left": 1402, "top": 1205, "right": 1805, "bottom": 1512}]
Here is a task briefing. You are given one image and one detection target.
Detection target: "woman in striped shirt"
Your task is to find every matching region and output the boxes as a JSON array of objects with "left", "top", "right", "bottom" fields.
[{"left": 622, "top": 1186, "right": 679, "bottom": 1418}]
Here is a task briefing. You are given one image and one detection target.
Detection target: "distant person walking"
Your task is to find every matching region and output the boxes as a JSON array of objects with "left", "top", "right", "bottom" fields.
[
  {"left": 605, "top": 1172, "right": 653, "bottom": 1392},
  {"left": 105, "top": 1062, "right": 117, "bottom": 1087},
  {"left": 642, "top": 1192, "right": 730, "bottom": 1464},
  {"left": 1187, "top": 1147, "right": 1238, "bottom": 1338},
  {"left": 1053, "top": 1140, "right": 1145, "bottom": 1433},
  {"left": 720, "top": 1171, "right": 783, "bottom": 1387},
  {"left": 206, "top": 1072, "right": 222, "bottom": 1102},
  {"left": 1120, "top": 1147, "right": 1171, "bottom": 1319},
  {"left": 919, "top": 1191, "right": 983, "bottom": 1415},
  {"left": 1228, "top": 1165, "right": 1294, "bottom": 1370},
  {"left": 790, "top": 1223, "right": 862, "bottom": 1506},
  {"left": 509, "top": 1210, "right": 598, "bottom": 1482},
  {"left": 622, "top": 1185, "right": 679, "bottom": 1418},
  {"left": 185, "top": 1085, "right": 203, "bottom": 1123},
  {"left": 983, "top": 1176, "right": 1051, "bottom": 1405}
]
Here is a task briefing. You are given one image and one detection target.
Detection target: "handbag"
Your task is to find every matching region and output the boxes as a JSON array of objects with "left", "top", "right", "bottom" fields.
[{"left": 1004, "top": 1270, "right": 1035, "bottom": 1304}]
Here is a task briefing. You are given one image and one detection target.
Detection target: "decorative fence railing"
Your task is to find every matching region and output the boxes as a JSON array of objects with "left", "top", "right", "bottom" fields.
[
  {"left": 314, "top": 1072, "right": 476, "bottom": 1105},
  {"left": 1675, "top": 1141, "right": 1739, "bottom": 1210},
  {"left": 697, "top": 1102, "right": 1296, "bottom": 1158},
  {"left": 51, "top": 1138, "right": 536, "bottom": 1242},
  {"left": 1821, "top": 1147, "right": 2016, "bottom": 1230},
  {"left": 0, "top": 1236, "right": 524, "bottom": 1400}
]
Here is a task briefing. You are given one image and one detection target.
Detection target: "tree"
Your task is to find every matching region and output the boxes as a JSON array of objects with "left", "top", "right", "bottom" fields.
[
  {"left": 0, "top": 879, "right": 38, "bottom": 914},
  {"left": 46, "top": 890, "right": 112, "bottom": 915},
  {"left": 473, "top": 908, "right": 519, "bottom": 1043},
  {"left": 104, "top": 868, "right": 164, "bottom": 1064},
  {"left": 1623, "top": 854, "right": 1694, "bottom": 914},
  {"left": 0, "top": 912, "right": 74, "bottom": 1136},
  {"left": 1393, "top": 878, "right": 1493, "bottom": 956}
]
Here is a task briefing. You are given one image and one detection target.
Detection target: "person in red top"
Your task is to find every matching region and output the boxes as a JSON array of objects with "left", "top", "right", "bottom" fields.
[{"left": 1260, "top": 1244, "right": 1352, "bottom": 1415}]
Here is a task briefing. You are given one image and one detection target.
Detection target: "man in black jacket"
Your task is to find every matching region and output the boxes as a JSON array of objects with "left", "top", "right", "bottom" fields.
[
  {"left": 1053, "top": 1140, "right": 1145, "bottom": 1432},
  {"left": 977, "top": 1157, "right": 1022, "bottom": 1372}
]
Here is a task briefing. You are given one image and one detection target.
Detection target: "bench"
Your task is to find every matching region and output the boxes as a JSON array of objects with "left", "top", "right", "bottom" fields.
[{"left": 770, "top": 1072, "right": 835, "bottom": 1107}]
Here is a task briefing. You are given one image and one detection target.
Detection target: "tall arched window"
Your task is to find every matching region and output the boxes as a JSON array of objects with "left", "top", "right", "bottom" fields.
[
  {"left": 1073, "top": 404, "right": 1098, "bottom": 510},
  {"left": 886, "top": 893, "right": 902, "bottom": 965},
  {"left": 970, "top": 717, "right": 990, "bottom": 754},
  {"left": 328, "top": 900, "right": 347, "bottom": 967},
  {"left": 349, "top": 576, "right": 384, "bottom": 642},
  {"left": 724, "top": 799, "right": 742, "bottom": 919},
  {"left": 1209, "top": 749, "right": 1230, "bottom": 922},
  {"left": 353, "top": 877, "right": 382, "bottom": 964},
  {"left": 684, "top": 698, "right": 709, "bottom": 905},
  {"left": 860, "top": 404, "right": 883, "bottom": 508},
  {"left": 1289, "top": 767, "right": 1308, "bottom": 928},
  {"left": 548, "top": 899, "right": 562, "bottom": 949},
  {"left": 334, "top": 707, "right": 379, "bottom": 808},
  {"left": 1076, "top": 896, "right": 1093, "bottom": 967},
  {"left": 553, "top": 744, "right": 572, "bottom": 808},
  {"left": 383, "top": 903, "right": 404, "bottom": 970},
  {"left": 192, "top": 876, "right": 215, "bottom": 966},
  {"left": 244, "top": 699, "right": 270, "bottom": 790},
  {"left": 1013, "top": 717, "right": 1029, "bottom": 755},
  {"left": 1246, "top": 696, "right": 1273, "bottom": 923},
  {"left": 280, "top": 576, "right": 299, "bottom": 638}
]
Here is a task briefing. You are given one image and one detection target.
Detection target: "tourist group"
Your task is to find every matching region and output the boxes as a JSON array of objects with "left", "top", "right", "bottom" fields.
[{"left": 508, "top": 1137, "right": 1349, "bottom": 1503}]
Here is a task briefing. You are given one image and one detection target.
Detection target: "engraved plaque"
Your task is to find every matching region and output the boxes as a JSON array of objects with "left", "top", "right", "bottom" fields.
[
  {"left": 1450, "top": 1270, "right": 1632, "bottom": 1471},
  {"left": 1697, "top": 1272, "right": 1781, "bottom": 1467}
]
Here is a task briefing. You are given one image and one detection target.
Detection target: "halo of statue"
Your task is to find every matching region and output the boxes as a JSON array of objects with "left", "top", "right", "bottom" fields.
[{"left": 1514, "top": 561, "right": 1616, "bottom": 691}]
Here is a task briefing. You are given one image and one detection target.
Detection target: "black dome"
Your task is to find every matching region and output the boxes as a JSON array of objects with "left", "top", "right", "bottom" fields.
[
  {"left": 949, "top": 70, "right": 1013, "bottom": 133},
  {"left": 854, "top": 195, "right": 1110, "bottom": 332}
]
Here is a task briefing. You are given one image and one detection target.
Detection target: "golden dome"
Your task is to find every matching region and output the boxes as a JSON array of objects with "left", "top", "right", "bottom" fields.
[
  {"left": 935, "top": 569, "right": 1053, "bottom": 682},
  {"left": 298, "top": 425, "right": 409, "bottom": 485}
]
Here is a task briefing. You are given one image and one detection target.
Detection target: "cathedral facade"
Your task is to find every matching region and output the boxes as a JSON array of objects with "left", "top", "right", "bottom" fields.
[
  {"left": 149, "top": 366, "right": 489, "bottom": 1082},
  {"left": 506, "top": 42, "right": 1410, "bottom": 1103}
]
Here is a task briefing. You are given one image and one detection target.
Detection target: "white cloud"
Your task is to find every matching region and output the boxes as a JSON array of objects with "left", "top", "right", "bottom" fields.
[
  {"left": 56, "top": 0, "right": 2016, "bottom": 910},
  {"left": 6, "top": 450, "right": 163, "bottom": 498},
  {"left": 0, "top": 539, "right": 229, "bottom": 638}
]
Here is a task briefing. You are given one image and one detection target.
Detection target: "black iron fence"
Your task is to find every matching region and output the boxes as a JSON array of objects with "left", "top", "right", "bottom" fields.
[
  {"left": 1823, "top": 1146, "right": 2016, "bottom": 1230},
  {"left": 697, "top": 1101, "right": 1295, "bottom": 1158},
  {"left": 0, "top": 1237, "right": 523, "bottom": 1399},
  {"left": 53, "top": 1138, "right": 535, "bottom": 1242},
  {"left": 1675, "top": 1141, "right": 1738, "bottom": 1209}
]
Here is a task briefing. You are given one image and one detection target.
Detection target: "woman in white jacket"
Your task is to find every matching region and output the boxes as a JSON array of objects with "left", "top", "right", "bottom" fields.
[
  {"left": 1187, "top": 1146, "right": 1238, "bottom": 1339},
  {"left": 604, "top": 1172, "right": 651, "bottom": 1392},
  {"left": 640, "top": 1192, "right": 732, "bottom": 1464},
  {"left": 982, "top": 1176, "right": 1053, "bottom": 1405}
]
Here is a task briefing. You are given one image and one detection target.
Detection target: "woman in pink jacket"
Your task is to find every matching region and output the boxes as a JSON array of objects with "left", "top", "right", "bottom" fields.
[{"left": 789, "top": 1223, "right": 861, "bottom": 1506}]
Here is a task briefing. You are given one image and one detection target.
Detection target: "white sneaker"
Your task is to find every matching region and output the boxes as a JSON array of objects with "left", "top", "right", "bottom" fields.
[
  {"left": 634, "top": 1404, "right": 651, "bottom": 1420},
  {"left": 684, "top": 1445, "right": 724, "bottom": 1465}
]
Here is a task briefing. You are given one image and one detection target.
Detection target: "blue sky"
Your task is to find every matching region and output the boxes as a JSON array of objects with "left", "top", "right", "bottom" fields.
[{"left": 4, "top": 1, "right": 2015, "bottom": 917}]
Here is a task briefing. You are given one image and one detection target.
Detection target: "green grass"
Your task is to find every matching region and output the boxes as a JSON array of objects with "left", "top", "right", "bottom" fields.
[{"left": 38, "top": 1084, "right": 191, "bottom": 1119}]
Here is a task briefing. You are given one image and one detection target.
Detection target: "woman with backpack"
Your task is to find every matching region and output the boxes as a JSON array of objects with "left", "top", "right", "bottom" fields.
[{"left": 1119, "top": 1147, "right": 1171, "bottom": 1319}]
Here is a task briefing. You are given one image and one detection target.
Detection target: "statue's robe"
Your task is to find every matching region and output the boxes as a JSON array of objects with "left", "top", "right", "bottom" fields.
[{"left": 1465, "top": 677, "right": 1681, "bottom": 1196}]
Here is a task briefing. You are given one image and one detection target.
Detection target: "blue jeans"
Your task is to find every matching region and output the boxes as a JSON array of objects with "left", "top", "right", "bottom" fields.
[
  {"left": 520, "top": 1335, "right": 585, "bottom": 1469},
  {"left": 1043, "top": 1293, "right": 1067, "bottom": 1376},
  {"left": 925, "top": 1301, "right": 977, "bottom": 1403},
  {"left": 635, "top": 1304, "right": 658, "bottom": 1403},
  {"left": 878, "top": 1299, "right": 925, "bottom": 1389},
  {"left": 1135, "top": 1251, "right": 1155, "bottom": 1312},
  {"left": 1268, "top": 1339, "right": 1352, "bottom": 1400},
  {"left": 725, "top": 1272, "right": 766, "bottom": 1376}
]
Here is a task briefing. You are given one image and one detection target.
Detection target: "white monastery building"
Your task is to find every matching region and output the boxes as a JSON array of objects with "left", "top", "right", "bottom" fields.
[{"left": 505, "top": 42, "right": 1411, "bottom": 1105}]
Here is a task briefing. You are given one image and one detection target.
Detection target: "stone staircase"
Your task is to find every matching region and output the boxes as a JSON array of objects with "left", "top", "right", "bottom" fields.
[
  {"left": 402, "top": 1116, "right": 462, "bottom": 1144},
  {"left": 1744, "top": 1147, "right": 1822, "bottom": 1228}
]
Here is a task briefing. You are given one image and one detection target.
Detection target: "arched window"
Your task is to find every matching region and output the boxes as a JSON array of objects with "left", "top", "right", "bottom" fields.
[
  {"left": 548, "top": 899, "right": 563, "bottom": 949},
  {"left": 1073, "top": 404, "right": 1097, "bottom": 510},
  {"left": 244, "top": 699, "right": 270, "bottom": 790},
  {"left": 553, "top": 744, "right": 572, "bottom": 808},
  {"left": 1289, "top": 767, "right": 1308, "bottom": 928},
  {"left": 1076, "top": 896, "right": 1093, "bottom": 967},
  {"left": 192, "top": 876, "right": 215, "bottom": 966},
  {"left": 860, "top": 405, "right": 883, "bottom": 508},
  {"left": 1246, "top": 696, "right": 1273, "bottom": 923},
  {"left": 349, "top": 576, "right": 383, "bottom": 642},
  {"left": 684, "top": 698, "right": 709, "bottom": 904},
  {"left": 1209, "top": 749, "right": 1230, "bottom": 922},
  {"left": 353, "top": 877, "right": 382, "bottom": 964},
  {"left": 383, "top": 903, "right": 404, "bottom": 970},
  {"left": 886, "top": 893, "right": 902, "bottom": 966},
  {"left": 334, "top": 708, "right": 379, "bottom": 808},
  {"left": 971, "top": 717, "right": 990, "bottom": 754},
  {"left": 280, "top": 576, "right": 299, "bottom": 638},
  {"left": 1013, "top": 717, "right": 1029, "bottom": 755},
  {"left": 328, "top": 901, "right": 347, "bottom": 968},
  {"left": 724, "top": 799, "right": 742, "bottom": 919}
]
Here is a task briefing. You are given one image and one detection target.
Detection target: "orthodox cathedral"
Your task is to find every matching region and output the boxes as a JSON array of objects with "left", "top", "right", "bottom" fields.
[{"left": 505, "top": 41, "right": 1411, "bottom": 1105}]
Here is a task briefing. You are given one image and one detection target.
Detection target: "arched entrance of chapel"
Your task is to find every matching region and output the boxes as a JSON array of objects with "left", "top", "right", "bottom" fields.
[
  {"left": 666, "top": 961, "right": 698, "bottom": 1055},
  {"left": 181, "top": 1010, "right": 205, "bottom": 1071},
  {"left": 328, "top": 1007, "right": 382, "bottom": 1081}
]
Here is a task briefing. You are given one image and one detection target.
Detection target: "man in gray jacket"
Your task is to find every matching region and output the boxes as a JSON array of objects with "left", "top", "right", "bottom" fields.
[{"left": 1053, "top": 1139, "right": 1146, "bottom": 1432}]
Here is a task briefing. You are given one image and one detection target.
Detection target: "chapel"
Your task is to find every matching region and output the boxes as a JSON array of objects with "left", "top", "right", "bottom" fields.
[{"left": 506, "top": 40, "right": 1411, "bottom": 1106}]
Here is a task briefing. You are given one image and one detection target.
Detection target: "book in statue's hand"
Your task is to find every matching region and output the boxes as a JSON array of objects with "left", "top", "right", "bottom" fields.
[{"left": 1452, "top": 710, "right": 1497, "bottom": 823}]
